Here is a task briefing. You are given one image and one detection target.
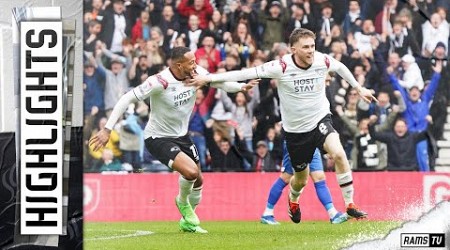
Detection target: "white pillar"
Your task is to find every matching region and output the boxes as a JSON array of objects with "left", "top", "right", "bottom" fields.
[{"left": 0, "top": 26, "right": 14, "bottom": 132}]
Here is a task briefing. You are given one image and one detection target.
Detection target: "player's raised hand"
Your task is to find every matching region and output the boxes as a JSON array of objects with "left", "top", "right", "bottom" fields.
[
  {"left": 89, "top": 129, "right": 111, "bottom": 152},
  {"left": 241, "top": 79, "right": 260, "bottom": 92},
  {"left": 357, "top": 86, "right": 378, "bottom": 104},
  {"left": 186, "top": 74, "right": 212, "bottom": 87}
]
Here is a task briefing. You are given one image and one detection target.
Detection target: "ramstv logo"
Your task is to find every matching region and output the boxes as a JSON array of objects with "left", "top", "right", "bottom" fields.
[
  {"left": 84, "top": 179, "right": 101, "bottom": 215},
  {"left": 423, "top": 175, "right": 450, "bottom": 210}
]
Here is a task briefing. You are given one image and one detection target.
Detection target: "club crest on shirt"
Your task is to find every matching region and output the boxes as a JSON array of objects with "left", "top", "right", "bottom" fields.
[
  {"left": 315, "top": 69, "right": 326, "bottom": 76},
  {"left": 139, "top": 81, "right": 152, "bottom": 95}
]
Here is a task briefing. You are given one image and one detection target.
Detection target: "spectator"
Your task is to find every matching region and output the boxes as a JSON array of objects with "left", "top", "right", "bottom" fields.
[
  {"left": 177, "top": 0, "right": 214, "bottom": 30},
  {"left": 340, "top": 91, "right": 406, "bottom": 170},
  {"left": 316, "top": 2, "right": 337, "bottom": 44},
  {"left": 208, "top": 127, "right": 251, "bottom": 172},
  {"left": 395, "top": 6, "right": 422, "bottom": 47},
  {"left": 131, "top": 10, "right": 152, "bottom": 44},
  {"left": 124, "top": 0, "right": 147, "bottom": 27},
  {"left": 263, "top": 126, "right": 283, "bottom": 166},
  {"left": 317, "top": 24, "right": 344, "bottom": 53},
  {"left": 374, "top": 0, "right": 399, "bottom": 35},
  {"left": 147, "top": 0, "right": 165, "bottom": 27},
  {"left": 83, "top": 56, "right": 105, "bottom": 116},
  {"left": 421, "top": 12, "right": 449, "bottom": 57},
  {"left": 420, "top": 42, "right": 450, "bottom": 140},
  {"left": 369, "top": 117, "right": 428, "bottom": 171},
  {"left": 160, "top": 5, "right": 181, "bottom": 55},
  {"left": 189, "top": 87, "right": 217, "bottom": 171},
  {"left": 89, "top": 0, "right": 106, "bottom": 21},
  {"left": 99, "top": 149, "right": 123, "bottom": 172},
  {"left": 253, "top": 59, "right": 280, "bottom": 143},
  {"left": 96, "top": 43, "right": 132, "bottom": 115},
  {"left": 333, "top": 88, "right": 360, "bottom": 159},
  {"left": 252, "top": 141, "right": 279, "bottom": 172},
  {"left": 100, "top": 0, "right": 131, "bottom": 53},
  {"left": 220, "top": 85, "right": 260, "bottom": 152},
  {"left": 343, "top": 0, "right": 363, "bottom": 36},
  {"left": 207, "top": 10, "right": 227, "bottom": 45},
  {"left": 387, "top": 21, "right": 420, "bottom": 57},
  {"left": 389, "top": 61, "right": 442, "bottom": 172},
  {"left": 352, "top": 19, "right": 377, "bottom": 57},
  {"left": 89, "top": 117, "right": 122, "bottom": 171},
  {"left": 129, "top": 55, "right": 157, "bottom": 88},
  {"left": 181, "top": 14, "right": 204, "bottom": 52},
  {"left": 399, "top": 54, "right": 424, "bottom": 90},
  {"left": 150, "top": 26, "right": 165, "bottom": 50},
  {"left": 119, "top": 105, "right": 144, "bottom": 172},
  {"left": 222, "top": 53, "right": 241, "bottom": 71},
  {"left": 258, "top": 0, "right": 290, "bottom": 53},
  {"left": 195, "top": 34, "right": 221, "bottom": 73},
  {"left": 286, "top": 3, "right": 315, "bottom": 42},
  {"left": 84, "top": 20, "right": 102, "bottom": 53},
  {"left": 359, "top": 90, "right": 396, "bottom": 124},
  {"left": 226, "top": 0, "right": 258, "bottom": 38},
  {"left": 227, "top": 22, "right": 257, "bottom": 68},
  {"left": 145, "top": 40, "right": 165, "bottom": 72}
]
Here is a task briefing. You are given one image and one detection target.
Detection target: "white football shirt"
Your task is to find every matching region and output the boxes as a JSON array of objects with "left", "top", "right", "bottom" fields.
[
  {"left": 134, "top": 67, "right": 208, "bottom": 139},
  {"left": 254, "top": 52, "right": 339, "bottom": 133}
]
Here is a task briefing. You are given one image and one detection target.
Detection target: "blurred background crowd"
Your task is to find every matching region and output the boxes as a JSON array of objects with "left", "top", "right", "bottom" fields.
[{"left": 82, "top": 0, "right": 450, "bottom": 173}]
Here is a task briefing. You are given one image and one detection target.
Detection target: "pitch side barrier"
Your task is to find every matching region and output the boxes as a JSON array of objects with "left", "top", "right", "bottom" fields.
[{"left": 84, "top": 172, "right": 450, "bottom": 222}]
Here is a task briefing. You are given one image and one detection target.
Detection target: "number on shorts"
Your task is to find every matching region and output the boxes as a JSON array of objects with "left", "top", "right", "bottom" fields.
[
  {"left": 319, "top": 123, "right": 328, "bottom": 135},
  {"left": 190, "top": 145, "right": 199, "bottom": 160}
]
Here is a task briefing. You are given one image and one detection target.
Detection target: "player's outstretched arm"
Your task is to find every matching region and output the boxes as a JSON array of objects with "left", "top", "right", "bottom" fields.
[
  {"left": 355, "top": 85, "right": 378, "bottom": 104},
  {"left": 241, "top": 79, "right": 260, "bottom": 92},
  {"left": 89, "top": 90, "right": 138, "bottom": 151},
  {"left": 210, "top": 79, "right": 260, "bottom": 93},
  {"left": 330, "top": 58, "right": 378, "bottom": 103},
  {"left": 89, "top": 75, "right": 162, "bottom": 151},
  {"left": 89, "top": 128, "right": 111, "bottom": 152},
  {"left": 187, "top": 60, "right": 283, "bottom": 88}
]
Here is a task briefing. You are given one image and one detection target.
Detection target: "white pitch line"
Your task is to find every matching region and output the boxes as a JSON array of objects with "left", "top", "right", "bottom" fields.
[{"left": 85, "top": 230, "right": 154, "bottom": 241}]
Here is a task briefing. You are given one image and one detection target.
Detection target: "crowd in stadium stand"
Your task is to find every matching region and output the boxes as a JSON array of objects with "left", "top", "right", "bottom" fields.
[{"left": 83, "top": 0, "right": 450, "bottom": 173}]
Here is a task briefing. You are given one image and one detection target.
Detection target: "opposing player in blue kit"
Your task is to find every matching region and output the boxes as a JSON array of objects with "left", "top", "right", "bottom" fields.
[{"left": 261, "top": 142, "right": 348, "bottom": 225}]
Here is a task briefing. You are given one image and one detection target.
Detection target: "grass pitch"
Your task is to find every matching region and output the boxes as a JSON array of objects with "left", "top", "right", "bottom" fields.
[{"left": 84, "top": 220, "right": 400, "bottom": 250}]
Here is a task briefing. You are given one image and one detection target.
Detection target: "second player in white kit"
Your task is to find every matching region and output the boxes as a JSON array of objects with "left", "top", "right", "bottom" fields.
[{"left": 90, "top": 47, "right": 257, "bottom": 233}]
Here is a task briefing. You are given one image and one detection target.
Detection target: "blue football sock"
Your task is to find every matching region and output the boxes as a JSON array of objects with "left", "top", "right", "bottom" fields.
[
  {"left": 314, "top": 180, "right": 334, "bottom": 211},
  {"left": 263, "top": 178, "right": 288, "bottom": 216},
  {"left": 268, "top": 177, "right": 288, "bottom": 206}
]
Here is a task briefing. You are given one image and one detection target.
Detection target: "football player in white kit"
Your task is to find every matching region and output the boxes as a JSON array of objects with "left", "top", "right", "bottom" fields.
[
  {"left": 89, "top": 47, "right": 257, "bottom": 233},
  {"left": 188, "top": 28, "right": 377, "bottom": 223}
]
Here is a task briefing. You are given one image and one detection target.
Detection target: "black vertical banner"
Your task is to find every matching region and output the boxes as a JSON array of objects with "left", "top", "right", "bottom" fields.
[{"left": 0, "top": 132, "right": 16, "bottom": 247}]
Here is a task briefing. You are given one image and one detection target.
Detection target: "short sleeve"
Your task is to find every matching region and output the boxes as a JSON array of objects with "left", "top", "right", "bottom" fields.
[{"left": 132, "top": 75, "right": 164, "bottom": 101}]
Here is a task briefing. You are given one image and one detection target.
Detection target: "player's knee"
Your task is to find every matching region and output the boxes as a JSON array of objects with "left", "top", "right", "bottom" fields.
[
  {"left": 310, "top": 171, "right": 325, "bottom": 182},
  {"left": 279, "top": 172, "right": 291, "bottom": 182},
  {"left": 292, "top": 175, "right": 308, "bottom": 187},
  {"left": 194, "top": 173, "right": 203, "bottom": 187},
  {"left": 183, "top": 167, "right": 199, "bottom": 181},
  {"left": 331, "top": 149, "right": 347, "bottom": 164}
]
